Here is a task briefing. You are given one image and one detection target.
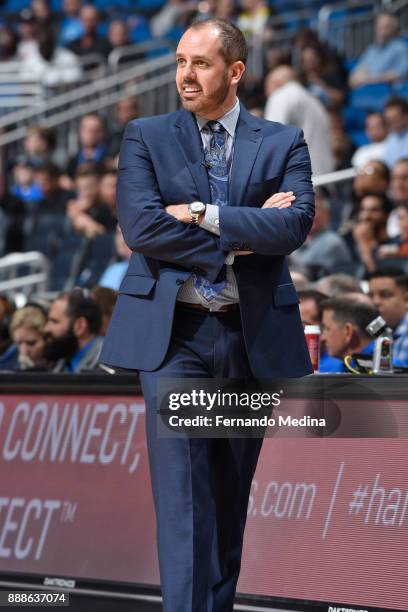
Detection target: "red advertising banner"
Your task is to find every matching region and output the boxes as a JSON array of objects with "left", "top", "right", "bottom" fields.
[{"left": 0, "top": 394, "right": 407, "bottom": 611}]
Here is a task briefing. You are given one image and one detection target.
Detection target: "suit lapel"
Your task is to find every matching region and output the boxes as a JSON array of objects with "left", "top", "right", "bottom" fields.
[
  {"left": 173, "top": 110, "right": 211, "bottom": 203},
  {"left": 230, "top": 107, "right": 263, "bottom": 207}
]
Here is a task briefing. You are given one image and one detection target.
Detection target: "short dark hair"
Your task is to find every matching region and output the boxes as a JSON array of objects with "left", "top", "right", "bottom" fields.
[
  {"left": 27, "top": 125, "right": 56, "bottom": 150},
  {"left": 367, "top": 268, "right": 408, "bottom": 292},
  {"left": 189, "top": 18, "right": 248, "bottom": 65},
  {"left": 297, "top": 289, "right": 328, "bottom": 321},
  {"left": 34, "top": 162, "right": 61, "bottom": 179},
  {"left": 59, "top": 288, "right": 102, "bottom": 335},
  {"left": 75, "top": 161, "right": 103, "bottom": 179},
  {"left": 384, "top": 97, "right": 408, "bottom": 115},
  {"left": 322, "top": 297, "right": 378, "bottom": 340}
]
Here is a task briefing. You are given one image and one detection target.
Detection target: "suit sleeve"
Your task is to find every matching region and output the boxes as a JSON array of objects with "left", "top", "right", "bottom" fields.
[
  {"left": 219, "top": 128, "right": 315, "bottom": 255},
  {"left": 116, "top": 121, "right": 227, "bottom": 282}
]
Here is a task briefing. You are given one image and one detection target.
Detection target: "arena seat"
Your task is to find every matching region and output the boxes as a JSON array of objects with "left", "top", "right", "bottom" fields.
[{"left": 349, "top": 82, "right": 392, "bottom": 113}]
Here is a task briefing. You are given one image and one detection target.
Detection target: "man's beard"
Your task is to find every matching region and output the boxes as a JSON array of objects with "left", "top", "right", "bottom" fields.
[
  {"left": 179, "top": 71, "right": 230, "bottom": 114},
  {"left": 43, "top": 328, "right": 79, "bottom": 363}
]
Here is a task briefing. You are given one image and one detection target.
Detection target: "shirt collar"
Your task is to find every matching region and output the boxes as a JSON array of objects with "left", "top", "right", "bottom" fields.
[{"left": 195, "top": 98, "right": 240, "bottom": 138}]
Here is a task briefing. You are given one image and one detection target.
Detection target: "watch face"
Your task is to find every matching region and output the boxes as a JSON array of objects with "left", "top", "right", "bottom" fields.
[{"left": 190, "top": 202, "right": 205, "bottom": 214}]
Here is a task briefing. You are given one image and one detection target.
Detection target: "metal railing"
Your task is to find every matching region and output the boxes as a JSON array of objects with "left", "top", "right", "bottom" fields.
[
  {"left": 108, "top": 38, "right": 176, "bottom": 72},
  {"left": 0, "top": 53, "right": 177, "bottom": 160},
  {"left": 0, "top": 252, "right": 49, "bottom": 298},
  {"left": 318, "top": 0, "right": 408, "bottom": 58}
]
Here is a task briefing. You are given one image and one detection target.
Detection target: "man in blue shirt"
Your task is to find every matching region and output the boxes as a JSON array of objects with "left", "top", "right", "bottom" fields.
[
  {"left": 321, "top": 296, "right": 378, "bottom": 372},
  {"left": 382, "top": 98, "right": 408, "bottom": 167},
  {"left": 349, "top": 12, "right": 408, "bottom": 88},
  {"left": 368, "top": 268, "right": 408, "bottom": 366}
]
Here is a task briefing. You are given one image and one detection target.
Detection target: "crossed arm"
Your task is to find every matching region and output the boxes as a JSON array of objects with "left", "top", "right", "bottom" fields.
[
  {"left": 117, "top": 122, "right": 314, "bottom": 280},
  {"left": 166, "top": 191, "right": 296, "bottom": 256}
]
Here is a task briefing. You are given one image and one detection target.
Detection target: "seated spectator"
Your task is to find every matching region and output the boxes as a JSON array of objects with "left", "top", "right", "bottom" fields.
[
  {"left": 264, "top": 65, "right": 334, "bottom": 176},
  {"left": 21, "top": 29, "right": 82, "bottom": 88},
  {"left": 300, "top": 42, "right": 347, "bottom": 109},
  {"left": 59, "top": 0, "right": 83, "bottom": 46},
  {"left": 108, "top": 20, "right": 130, "bottom": 52},
  {"left": 368, "top": 268, "right": 408, "bottom": 366},
  {"left": 321, "top": 297, "right": 378, "bottom": 372},
  {"left": 31, "top": 0, "right": 59, "bottom": 39},
  {"left": 33, "top": 163, "right": 74, "bottom": 213},
  {"left": 67, "top": 163, "right": 116, "bottom": 239},
  {"left": 21, "top": 126, "right": 57, "bottom": 169},
  {"left": 107, "top": 97, "right": 139, "bottom": 157},
  {"left": 68, "top": 5, "right": 111, "bottom": 61},
  {"left": 349, "top": 12, "right": 408, "bottom": 89},
  {"left": 352, "top": 113, "right": 388, "bottom": 169},
  {"left": 99, "top": 168, "right": 117, "bottom": 219},
  {"left": 17, "top": 9, "right": 39, "bottom": 62},
  {"left": 346, "top": 193, "right": 394, "bottom": 273},
  {"left": 328, "top": 109, "right": 354, "bottom": 171},
  {"left": 315, "top": 273, "right": 362, "bottom": 297},
  {"left": 237, "top": 0, "right": 270, "bottom": 39},
  {"left": 352, "top": 160, "right": 390, "bottom": 200},
  {"left": 98, "top": 226, "right": 131, "bottom": 290},
  {"left": 10, "top": 305, "right": 48, "bottom": 370},
  {"left": 11, "top": 161, "right": 43, "bottom": 206},
  {"left": 91, "top": 286, "right": 117, "bottom": 336},
  {"left": 382, "top": 98, "right": 408, "bottom": 168},
  {"left": 0, "top": 25, "right": 18, "bottom": 63},
  {"left": 290, "top": 188, "right": 353, "bottom": 277},
  {"left": 377, "top": 203, "right": 408, "bottom": 260},
  {"left": 43, "top": 288, "right": 103, "bottom": 372},
  {"left": 298, "top": 289, "right": 327, "bottom": 326},
  {"left": 387, "top": 158, "right": 408, "bottom": 237},
  {"left": 391, "top": 158, "right": 408, "bottom": 206},
  {"left": 66, "top": 114, "right": 108, "bottom": 179},
  {"left": 211, "top": 0, "right": 237, "bottom": 21},
  {"left": 298, "top": 288, "right": 344, "bottom": 372}
]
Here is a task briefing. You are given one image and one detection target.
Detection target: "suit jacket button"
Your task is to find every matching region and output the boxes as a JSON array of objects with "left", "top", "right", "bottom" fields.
[{"left": 176, "top": 279, "right": 184, "bottom": 285}]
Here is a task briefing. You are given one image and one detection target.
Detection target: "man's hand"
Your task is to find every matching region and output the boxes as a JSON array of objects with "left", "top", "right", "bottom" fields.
[{"left": 262, "top": 191, "right": 296, "bottom": 209}]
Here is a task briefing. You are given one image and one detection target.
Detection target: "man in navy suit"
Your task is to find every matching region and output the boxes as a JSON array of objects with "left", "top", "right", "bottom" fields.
[{"left": 100, "top": 18, "right": 314, "bottom": 612}]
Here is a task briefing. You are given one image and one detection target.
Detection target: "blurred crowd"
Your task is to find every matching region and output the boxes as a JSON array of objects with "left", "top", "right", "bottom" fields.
[{"left": 0, "top": 0, "right": 408, "bottom": 374}]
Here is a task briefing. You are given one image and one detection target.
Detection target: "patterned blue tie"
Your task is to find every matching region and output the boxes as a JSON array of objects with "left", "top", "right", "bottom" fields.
[{"left": 193, "top": 121, "right": 229, "bottom": 302}]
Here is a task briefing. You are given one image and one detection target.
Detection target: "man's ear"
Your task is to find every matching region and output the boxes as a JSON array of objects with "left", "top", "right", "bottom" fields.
[
  {"left": 73, "top": 316, "right": 87, "bottom": 339},
  {"left": 344, "top": 321, "right": 354, "bottom": 345},
  {"left": 230, "top": 60, "right": 245, "bottom": 86}
]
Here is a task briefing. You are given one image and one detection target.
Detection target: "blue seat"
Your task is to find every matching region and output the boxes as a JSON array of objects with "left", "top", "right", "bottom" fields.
[
  {"left": 343, "top": 106, "right": 366, "bottom": 131},
  {"left": 393, "top": 81, "right": 408, "bottom": 98},
  {"left": 349, "top": 129, "right": 369, "bottom": 147},
  {"left": 349, "top": 83, "right": 392, "bottom": 113},
  {"left": 5, "top": 0, "right": 30, "bottom": 11}
]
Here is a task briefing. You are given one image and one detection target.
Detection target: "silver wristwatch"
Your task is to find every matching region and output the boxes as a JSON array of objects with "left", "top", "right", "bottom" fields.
[{"left": 188, "top": 201, "right": 206, "bottom": 225}]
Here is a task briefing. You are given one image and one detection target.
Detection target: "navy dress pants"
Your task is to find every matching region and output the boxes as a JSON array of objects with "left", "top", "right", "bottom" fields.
[{"left": 139, "top": 306, "right": 264, "bottom": 612}]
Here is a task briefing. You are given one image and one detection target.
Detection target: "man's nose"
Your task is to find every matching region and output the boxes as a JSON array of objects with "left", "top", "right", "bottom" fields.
[{"left": 183, "top": 64, "right": 196, "bottom": 80}]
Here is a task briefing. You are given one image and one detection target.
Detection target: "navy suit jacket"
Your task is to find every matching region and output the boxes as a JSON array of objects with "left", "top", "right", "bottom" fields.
[{"left": 100, "top": 105, "right": 315, "bottom": 377}]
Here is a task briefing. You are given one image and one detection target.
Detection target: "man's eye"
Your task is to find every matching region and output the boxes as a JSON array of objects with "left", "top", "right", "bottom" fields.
[{"left": 176, "top": 58, "right": 185, "bottom": 65}]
